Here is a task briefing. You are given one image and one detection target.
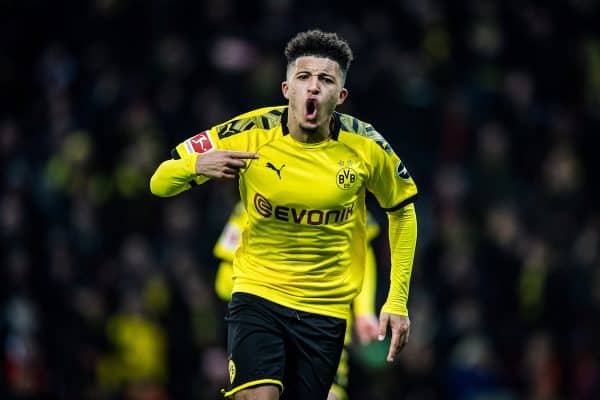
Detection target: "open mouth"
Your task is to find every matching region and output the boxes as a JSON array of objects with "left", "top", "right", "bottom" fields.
[{"left": 305, "top": 99, "right": 318, "bottom": 120}]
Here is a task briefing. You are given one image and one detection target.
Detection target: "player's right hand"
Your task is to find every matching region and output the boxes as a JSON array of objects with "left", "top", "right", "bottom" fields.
[
  {"left": 354, "top": 315, "right": 379, "bottom": 344},
  {"left": 195, "top": 150, "right": 259, "bottom": 179}
]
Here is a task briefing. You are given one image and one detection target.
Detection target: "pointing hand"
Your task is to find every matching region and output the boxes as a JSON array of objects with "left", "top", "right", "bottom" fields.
[{"left": 195, "top": 150, "right": 259, "bottom": 179}]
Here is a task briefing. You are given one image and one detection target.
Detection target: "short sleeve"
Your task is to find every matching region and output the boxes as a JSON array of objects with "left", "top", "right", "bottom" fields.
[{"left": 366, "top": 142, "right": 418, "bottom": 211}]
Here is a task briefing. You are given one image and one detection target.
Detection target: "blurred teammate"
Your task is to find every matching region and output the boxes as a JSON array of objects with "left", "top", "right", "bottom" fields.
[
  {"left": 150, "top": 29, "right": 418, "bottom": 400},
  {"left": 213, "top": 201, "right": 382, "bottom": 400}
]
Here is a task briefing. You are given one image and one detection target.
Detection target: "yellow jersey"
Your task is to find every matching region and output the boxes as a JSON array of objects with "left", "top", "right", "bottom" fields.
[
  {"left": 213, "top": 201, "right": 381, "bottom": 320},
  {"left": 169, "top": 106, "right": 418, "bottom": 319}
]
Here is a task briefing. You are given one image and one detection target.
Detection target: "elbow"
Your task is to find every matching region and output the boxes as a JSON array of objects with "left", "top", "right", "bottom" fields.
[
  {"left": 149, "top": 171, "right": 174, "bottom": 197},
  {"left": 149, "top": 158, "right": 195, "bottom": 197}
]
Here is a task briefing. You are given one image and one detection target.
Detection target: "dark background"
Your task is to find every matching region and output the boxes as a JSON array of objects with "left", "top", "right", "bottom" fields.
[{"left": 1, "top": 0, "right": 599, "bottom": 399}]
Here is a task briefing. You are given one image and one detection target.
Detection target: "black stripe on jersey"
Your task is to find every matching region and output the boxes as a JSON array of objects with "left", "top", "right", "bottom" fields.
[
  {"left": 281, "top": 108, "right": 341, "bottom": 140},
  {"left": 218, "top": 109, "right": 284, "bottom": 139},
  {"left": 339, "top": 119, "right": 349, "bottom": 132},
  {"left": 338, "top": 114, "right": 365, "bottom": 135},
  {"left": 218, "top": 120, "right": 256, "bottom": 139},
  {"left": 338, "top": 113, "right": 395, "bottom": 155},
  {"left": 383, "top": 194, "right": 418, "bottom": 213},
  {"left": 352, "top": 117, "right": 359, "bottom": 132},
  {"left": 261, "top": 108, "right": 284, "bottom": 129},
  {"left": 330, "top": 112, "right": 341, "bottom": 140},
  {"left": 281, "top": 109, "right": 289, "bottom": 135}
]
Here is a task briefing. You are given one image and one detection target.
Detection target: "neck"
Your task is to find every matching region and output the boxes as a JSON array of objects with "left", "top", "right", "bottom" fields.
[
  {"left": 287, "top": 115, "right": 332, "bottom": 144},
  {"left": 289, "top": 129, "right": 330, "bottom": 143}
]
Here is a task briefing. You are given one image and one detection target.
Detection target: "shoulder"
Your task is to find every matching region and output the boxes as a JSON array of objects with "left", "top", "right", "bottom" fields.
[
  {"left": 213, "top": 106, "right": 286, "bottom": 139},
  {"left": 172, "top": 106, "right": 286, "bottom": 158},
  {"left": 336, "top": 112, "right": 395, "bottom": 155}
]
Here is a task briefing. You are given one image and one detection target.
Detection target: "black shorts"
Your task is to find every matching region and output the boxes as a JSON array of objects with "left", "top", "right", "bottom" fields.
[
  {"left": 330, "top": 346, "right": 350, "bottom": 399},
  {"left": 223, "top": 292, "right": 346, "bottom": 400}
]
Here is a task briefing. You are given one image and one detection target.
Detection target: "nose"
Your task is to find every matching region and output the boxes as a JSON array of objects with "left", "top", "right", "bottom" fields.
[{"left": 307, "top": 76, "right": 320, "bottom": 94}]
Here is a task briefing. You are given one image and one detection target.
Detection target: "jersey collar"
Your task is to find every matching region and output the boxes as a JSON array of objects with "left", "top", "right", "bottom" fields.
[{"left": 280, "top": 108, "right": 341, "bottom": 140}]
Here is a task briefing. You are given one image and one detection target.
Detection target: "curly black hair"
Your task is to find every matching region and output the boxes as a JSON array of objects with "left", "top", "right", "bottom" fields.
[{"left": 284, "top": 29, "right": 354, "bottom": 76}]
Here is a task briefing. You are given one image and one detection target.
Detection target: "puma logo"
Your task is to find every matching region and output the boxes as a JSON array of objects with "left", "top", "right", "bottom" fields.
[{"left": 266, "top": 162, "right": 285, "bottom": 179}]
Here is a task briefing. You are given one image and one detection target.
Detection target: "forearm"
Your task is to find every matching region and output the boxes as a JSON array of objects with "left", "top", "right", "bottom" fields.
[
  {"left": 381, "top": 203, "right": 417, "bottom": 316},
  {"left": 149, "top": 154, "right": 202, "bottom": 197}
]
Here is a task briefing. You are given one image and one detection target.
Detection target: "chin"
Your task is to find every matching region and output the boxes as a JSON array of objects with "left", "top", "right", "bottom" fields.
[{"left": 299, "top": 123, "right": 318, "bottom": 133}]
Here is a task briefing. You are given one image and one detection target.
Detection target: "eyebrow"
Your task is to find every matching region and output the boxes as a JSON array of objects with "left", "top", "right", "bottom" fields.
[{"left": 295, "top": 70, "right": 337, "bottom": 80}]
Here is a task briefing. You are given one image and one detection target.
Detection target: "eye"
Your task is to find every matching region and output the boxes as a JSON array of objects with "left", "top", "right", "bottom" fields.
[{"left": 298, "top": 74, "right": 309, "bottom": 80}]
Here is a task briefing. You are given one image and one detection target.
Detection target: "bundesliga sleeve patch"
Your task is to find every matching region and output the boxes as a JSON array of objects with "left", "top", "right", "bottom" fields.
[{"left": 184, "top": 131, "right": 214, "bottom": 154}]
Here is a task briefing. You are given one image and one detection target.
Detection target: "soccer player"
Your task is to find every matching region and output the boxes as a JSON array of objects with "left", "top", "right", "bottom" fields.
[
  {"left": 150, "top": 29, "right": 418, "bottom": 400},
  {"left": 213, "top": 201, "right": 382, "bottom": 400}
]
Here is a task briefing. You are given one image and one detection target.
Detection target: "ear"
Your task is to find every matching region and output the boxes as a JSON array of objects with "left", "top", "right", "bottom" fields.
[
  {"left": 282, "top": 81, "right": 289, "bottom": 100},
  {"left": 337, "top": 88, "right": 349, "bottom": 105}
]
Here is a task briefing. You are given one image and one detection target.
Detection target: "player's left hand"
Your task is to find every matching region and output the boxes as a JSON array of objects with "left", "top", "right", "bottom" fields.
[
  {"left": 354, "top": 314, "right": 379, "bottom": 344},
  {"left": 378, "top": 312, "right": 410, "bottom": 362}
]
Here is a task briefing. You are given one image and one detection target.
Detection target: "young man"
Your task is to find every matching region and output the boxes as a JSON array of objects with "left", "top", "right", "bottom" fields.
[
  {"left": 213, "top": 201, "right": 382, "bottom": 400},
  {"left": 150, "top": 29, "right": 418, "bottom": 400}
]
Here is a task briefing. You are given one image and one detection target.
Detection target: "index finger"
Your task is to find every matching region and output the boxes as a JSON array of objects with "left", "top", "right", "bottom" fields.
[
  {"left": 225, "top": 151, "right": 259, "bottom": 159},
  {"left": 387, "top": 329, "right": 401, "bottom": 362}
]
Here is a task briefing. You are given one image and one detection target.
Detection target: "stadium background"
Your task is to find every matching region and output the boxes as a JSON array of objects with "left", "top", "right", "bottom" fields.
[{"left": 1, "top": 1, "right": 599, "bottom": 399}]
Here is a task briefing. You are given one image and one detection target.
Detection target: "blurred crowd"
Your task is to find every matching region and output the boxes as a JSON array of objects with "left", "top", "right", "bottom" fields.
[{"left": 1, "top": 1, "right": 599, "bottom": 399}]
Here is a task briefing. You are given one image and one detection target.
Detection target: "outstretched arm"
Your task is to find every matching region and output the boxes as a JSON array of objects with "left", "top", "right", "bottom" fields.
[{"left": 378, "top": 202, "right": 417, "bottom": 362}]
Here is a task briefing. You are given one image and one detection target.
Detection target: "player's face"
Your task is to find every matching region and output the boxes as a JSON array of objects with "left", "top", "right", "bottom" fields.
[{"left": 282, "top": 56, "right": 348, "bottom": 136}]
